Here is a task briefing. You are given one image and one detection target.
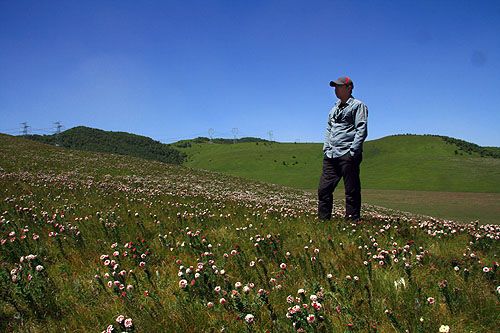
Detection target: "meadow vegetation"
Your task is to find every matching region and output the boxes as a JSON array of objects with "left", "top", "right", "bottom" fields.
[
  {"left": 1, "top": 134, "right": 498, "bottom": 332},
  {"left": 181, "top": 135, "right": 500, "bottom": 224}
]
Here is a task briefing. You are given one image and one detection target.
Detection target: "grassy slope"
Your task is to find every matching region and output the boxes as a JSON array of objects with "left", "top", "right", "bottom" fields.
[
  {"left": 1, "top": 134, "right": 499, "bottom": 332},
  {"left": 182, "top": 135, "right": 500, "bottom": 193}
]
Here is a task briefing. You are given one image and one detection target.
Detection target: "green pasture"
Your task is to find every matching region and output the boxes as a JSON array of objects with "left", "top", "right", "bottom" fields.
[
  {"left": 181, "top": 135, "right": 500, "bottom": 193},
  {"left": 181, "top": 135, "right": 500, "bottom": 224}
]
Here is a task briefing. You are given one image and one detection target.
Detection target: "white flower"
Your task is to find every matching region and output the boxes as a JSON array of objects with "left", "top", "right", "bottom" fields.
[
  {"left": 179, "top": 279, "right": 188, "bottom": 289},
  {"left": 439, "top": 325, "right": 450, "bottom": 333},
  {"left": 244, "top": 313, "right": 254, "bottom": 324}
]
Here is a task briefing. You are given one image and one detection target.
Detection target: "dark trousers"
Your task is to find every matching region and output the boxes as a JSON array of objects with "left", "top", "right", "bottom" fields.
[{"left": 318, "top": 153, "right": 362, "bottom": 220}]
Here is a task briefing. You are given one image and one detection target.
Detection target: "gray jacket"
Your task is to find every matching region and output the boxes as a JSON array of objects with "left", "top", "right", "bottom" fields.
[{"left": 323, "top": 96, "right": 368, "bottom": 158}]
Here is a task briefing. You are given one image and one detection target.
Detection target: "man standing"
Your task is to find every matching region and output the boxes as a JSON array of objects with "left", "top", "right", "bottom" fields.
[{"left": 318, "top": 76, "right": 368, "bottom": 221}]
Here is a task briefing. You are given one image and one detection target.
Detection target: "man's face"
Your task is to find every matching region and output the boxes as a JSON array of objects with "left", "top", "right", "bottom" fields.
[{"left": 334, "top": 84, "right": 351, "bottom": 101}]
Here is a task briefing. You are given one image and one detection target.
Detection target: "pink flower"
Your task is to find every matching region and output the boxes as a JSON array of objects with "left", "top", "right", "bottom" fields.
[
  {"left": 116, "top": 315, "right": 125, "bottom": 323},
  {"left": 280, "top": 263, "right": 287, "bottom": 270},
  {"left": 179, "top": 279, "right": 188, "bottom": 289},
  {"left": 139, "top": 261, "right": 146, "bottom": 268},
  {"left": 427, "top": 297, "right": 435, "bottom": 305},
  {"left": 312, "top": 301, "right": 322, "bottom": 311},
  {"left": 307, "top": 314, "right": 316, "bottom": 323},
  {"left": 207, "top": 302, "right": 214, "bottom": 308},
  {"left": 124, "top": 318, "right": 133, "bottom": 328},
  {"left": 219, "top": 297, "right": 227, "bottom": 305}
]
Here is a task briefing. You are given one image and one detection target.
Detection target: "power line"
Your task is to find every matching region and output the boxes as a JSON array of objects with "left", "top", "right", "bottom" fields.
[
  {"left": 54, "top": 121, "right": 63, "bottom": 134},
  {"left": 232, "top": 127, "right": 239, "bottom": 144},
  {"left": 21, "top": 122, "right": 30, "bottom": 136}
]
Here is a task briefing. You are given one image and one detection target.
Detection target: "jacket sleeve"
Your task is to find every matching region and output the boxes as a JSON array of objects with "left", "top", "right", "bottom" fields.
[
  {"left": 323, "top": 110, "right": 333, "bottom": 153},
  {"left": 350, "top": 103, "right": 368, "bottom": 155}
]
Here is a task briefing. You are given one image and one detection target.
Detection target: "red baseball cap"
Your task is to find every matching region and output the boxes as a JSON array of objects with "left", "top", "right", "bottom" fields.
[{"left": 329, "top": 76, "right": 353, "bottom": 87}]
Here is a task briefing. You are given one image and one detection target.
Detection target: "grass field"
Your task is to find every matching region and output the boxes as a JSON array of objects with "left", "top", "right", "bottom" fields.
[
  {"left": 1, "top": 134, "right": 499, "bottom": 332},
  {"left": 180, "top": 135, "right": 500, "bottom": 224},
  {"left": 362, "top": 190, "right": 499, "bottom": 225}
]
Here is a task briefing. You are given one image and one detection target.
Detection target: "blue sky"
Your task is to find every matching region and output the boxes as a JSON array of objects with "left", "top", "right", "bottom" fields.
[{"left": 1, "top": 1, "right": 499, "bottom": 146}]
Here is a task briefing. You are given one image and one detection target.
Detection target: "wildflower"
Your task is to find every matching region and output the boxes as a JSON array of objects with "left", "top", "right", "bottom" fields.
[
  {"left": 310, "top": 294, "right": 318, "bottom": 302},
  {"left": 179, "top": 279, "right": 188, "bottom": 289},
  {"left": 214, "top": 286, "right": 221, "bottom": 293},
  {"left": 439, "top": 325, "right": 450, "bottom": 333},
  {"left": 483, "top": 267, "right": 491, "bottom": 273},
  {"left": 244, "top": 314, "right": 254, "bottom": 324},
  {"left": 298, "top": 288, "right": 305, "bottom": 295},
  {"left": 327, "top": 273, "right": 333, "bottom": 279},
  {"left": 106, "top": 324, "right": 114, "bottom": 333},
  {"left": 35, "top": 265, "right": 44, "bottom": 272},
  {"left": 116, "top": 315, "right": 125, "bottom": 324},
  {"left": 312, "top": 301, "right": 322, "bottom": 311},
  {"left": 219, "top": 297, "right": 227, "bottom": 305},
  {"left": 286, "top": 295, "right": 294, "bottom": 303},
  {"left": 243, "top": 285, "right": 251, "bottom": 293},
  {"left": 124, "top": 318, "right": 133, "bottom": 328},
  {"left": 307, "top": 314, "right": 315, "bottom": 323},
  {"left": 139, "top": 261, "right": 146, "bottom": 268},
  {"left": 280, "top": 263, "right": 287, "bottom": 270},
  {"left": 235, "top": 281, "right": 242, "bottom": 289},
  {"left": 249, "top": 261, "right": 255, "bottom": 267},
  {"left": 427, "top": 297, "right": 435, "bottom": 305},
  {"left": 454, "top": 266, "right": 459, "bottom": 271},
  {"left": 207, "top": 302, "right": 214, "bottom": 308}
]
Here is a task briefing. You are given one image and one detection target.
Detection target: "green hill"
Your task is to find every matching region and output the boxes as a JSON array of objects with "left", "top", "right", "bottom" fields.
[
  {"left": 180, "top": 135, "right": 500, "bottom": 193},
  {"left": 24, "top": 126, "right": 186, "bottom": 165}
]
